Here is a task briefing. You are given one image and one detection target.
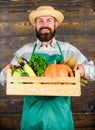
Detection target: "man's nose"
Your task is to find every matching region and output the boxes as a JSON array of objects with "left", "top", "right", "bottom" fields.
[{"left": 42, "top": 20, "right": 48, "bottom": 27}]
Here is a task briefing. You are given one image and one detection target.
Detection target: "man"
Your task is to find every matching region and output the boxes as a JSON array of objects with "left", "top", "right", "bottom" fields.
[{"left": 0, "top": 6, "right": 95, "bottom": 130}]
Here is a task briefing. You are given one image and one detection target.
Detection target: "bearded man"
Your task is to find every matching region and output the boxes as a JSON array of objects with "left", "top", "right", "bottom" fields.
[{"left": 0, "top": 6, "right": 95, "bottom": 130}]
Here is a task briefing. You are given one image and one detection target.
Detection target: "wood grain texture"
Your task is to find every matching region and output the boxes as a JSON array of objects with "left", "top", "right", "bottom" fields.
[
  {"left": 0, "top": 0, "right": 95, "bottom": 129},
  {"left": 0, "top": 113, "right": 95, "bottom": 129},
  {"left": 6, "top": 70, "right": 80, "bottom": 96}
]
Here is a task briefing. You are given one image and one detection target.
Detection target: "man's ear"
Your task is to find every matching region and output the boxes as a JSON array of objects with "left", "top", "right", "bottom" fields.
[{"left": 55, "top": 21, "right": 58, "bottom": 29}]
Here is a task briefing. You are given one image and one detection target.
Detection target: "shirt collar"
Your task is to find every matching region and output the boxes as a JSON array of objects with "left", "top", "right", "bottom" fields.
[{"left": 36, "top": 38, "right": 57, "bottom": 49}]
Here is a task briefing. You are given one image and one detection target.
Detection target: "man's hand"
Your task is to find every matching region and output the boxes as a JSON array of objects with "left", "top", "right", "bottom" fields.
[
  {"left": 73, "top": 64, "right": 85, "bottom": 77},
  {"left": 4, "top": 64, "right": 12, "bottom": 75}
]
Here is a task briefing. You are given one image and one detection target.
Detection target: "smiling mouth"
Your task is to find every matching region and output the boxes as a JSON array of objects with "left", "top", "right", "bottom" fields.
[{"left": 41, "top": 29, "right": 50, "bottom": 33}]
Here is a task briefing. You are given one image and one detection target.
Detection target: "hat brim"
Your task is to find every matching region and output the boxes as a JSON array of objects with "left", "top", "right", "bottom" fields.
[{"left": 29, "top": 9, "right": 64, "bottom": 27}]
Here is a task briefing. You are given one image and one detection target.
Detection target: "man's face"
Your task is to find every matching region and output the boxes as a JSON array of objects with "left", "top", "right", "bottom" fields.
[{"left": 35, "top": 16, "right": 58, "bottom": 42}]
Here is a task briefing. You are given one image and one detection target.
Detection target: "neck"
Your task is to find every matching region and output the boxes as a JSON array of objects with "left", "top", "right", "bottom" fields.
[{"left": 41, "top": 39, "right": 52, "bottom": 46}]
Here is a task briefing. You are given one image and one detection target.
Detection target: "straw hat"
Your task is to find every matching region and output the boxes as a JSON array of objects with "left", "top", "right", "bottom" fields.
[{"left": 29, "top": 6, "right": 64, "bottom": 27}]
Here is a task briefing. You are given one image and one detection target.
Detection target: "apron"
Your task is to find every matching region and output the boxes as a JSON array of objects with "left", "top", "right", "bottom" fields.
[{"left": 20, "top": 42, "right": 74, "bottom": 130}]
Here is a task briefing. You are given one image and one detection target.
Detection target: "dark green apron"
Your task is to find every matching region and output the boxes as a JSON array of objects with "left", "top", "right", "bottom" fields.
[{"left": 20, "top": 42, "right": 74, "bottom": 130}]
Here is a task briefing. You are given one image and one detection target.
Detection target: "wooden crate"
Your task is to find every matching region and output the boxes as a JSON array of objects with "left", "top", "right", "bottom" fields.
[{"left": 6, "top": 70, "right": 81, "bottom": 96}]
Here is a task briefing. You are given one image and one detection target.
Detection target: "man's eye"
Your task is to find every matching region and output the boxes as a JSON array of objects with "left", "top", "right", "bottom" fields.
[
  {"left": 36, "top": 19, "right": 43, "bottom": 23},
  {"left": 36, "top": 18, "right": 54, "bottom": 23},
  {"left": 47, "top": 19, "right": 53, "bottom": 22},
  {"left": 38, "top": 20, "right": 43, "bottom": 22}
]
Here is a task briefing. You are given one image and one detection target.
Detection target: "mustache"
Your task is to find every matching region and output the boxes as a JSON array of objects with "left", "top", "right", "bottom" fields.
[{"left": 39, "top": 27, "right": 51, "bottom": 31}]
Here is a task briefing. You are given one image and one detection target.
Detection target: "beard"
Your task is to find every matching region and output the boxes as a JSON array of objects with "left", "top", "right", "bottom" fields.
[{"left": 36, "top": 27, "right": 56, "bottom": 42}]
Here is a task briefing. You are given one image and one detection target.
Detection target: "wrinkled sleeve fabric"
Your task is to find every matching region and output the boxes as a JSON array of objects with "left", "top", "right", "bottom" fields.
[
  {"left": 83, "top": 61, "right": 95, "bottom": 80},
  {"left": 0, "top": 57, "right": 19, "bottom": 86},
  {"left": 0, "top": 43, "right": 33, "bottom": 86},
  {"left": 0, "top": 69, "right": 7, "bottom": 86},
  {"left": 0, "top": 41, "right": 95, "bottom": 86},
  {"left": 60, "top": 41, "right": 95, "bottom": 80}
]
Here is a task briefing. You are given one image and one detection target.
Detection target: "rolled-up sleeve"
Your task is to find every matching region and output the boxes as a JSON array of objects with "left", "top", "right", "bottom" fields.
[
  {"left": 0, "top": 43, "right": 33, "bottom": 86},
  {"left": 62, "top": 42, "right": 95, "bottom": 81},
  {"left": 84, "top": 61, "right": 95, "bottom": 80},
  {"left": 0, "top": 69, "right": 7, "bottom": 86}
]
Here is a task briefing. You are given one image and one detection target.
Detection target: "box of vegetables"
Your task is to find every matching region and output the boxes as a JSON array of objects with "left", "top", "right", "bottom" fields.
[{"left": 6, "top": 55, "right": 88, "bottom": 96}]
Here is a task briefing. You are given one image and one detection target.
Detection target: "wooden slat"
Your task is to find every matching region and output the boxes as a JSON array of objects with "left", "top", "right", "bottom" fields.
[
  {"left": 0, "top": 20, "right": 95, "bottom": 37},
  {"left": 0, "top": 1, "right": 95, "bottom": 130},
  {"left": 0, "top": 114, "right": 21, "bottom": 129},
  {"left": 0, "top": 8, "right": 95, "bottom": 22},
  {"left": 0, "top": 113, "right": 95, "bottom": 129},
  {"left": 0, "top": 99, "right": 23, "bottom": 114},
  {"left": 6, "top": 84, "right": 81, "bottom": 96},
  {"left": 7, "top": 75, "right": 79, "bottom": 83},
  {"left": 0, "top": 95, "right": 95, "bottom": 113},
  {"left": 73, "top": 112, "right": 95, "bottom": 127},
  {"left": 0, "top": 0, "right": 94, "bottom": 11},
  {"left": 76, "top": 128, "right": 95, "bottom": 130},
  {"left": 6, "top": 70, "right": 81, "bottom": 96}
]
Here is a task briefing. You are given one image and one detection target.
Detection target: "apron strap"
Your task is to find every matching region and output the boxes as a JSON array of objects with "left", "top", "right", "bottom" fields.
[
  {"left": 32, "top": 44, "right": 37, "bottom": 56},
  {"left": 32, "top": 41, "right": 64, "bottom": 59},
  {"left": 56, "top": 41, "right": 64, "bottom": 59}
]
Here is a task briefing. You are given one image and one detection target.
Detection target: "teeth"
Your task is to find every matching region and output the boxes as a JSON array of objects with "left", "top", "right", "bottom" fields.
[
  {"left": 41, "top": 29, "right": 49, "bottom": 33},
  {"left": 42, "top": 29, "right": 48, "bottom": 30}
]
